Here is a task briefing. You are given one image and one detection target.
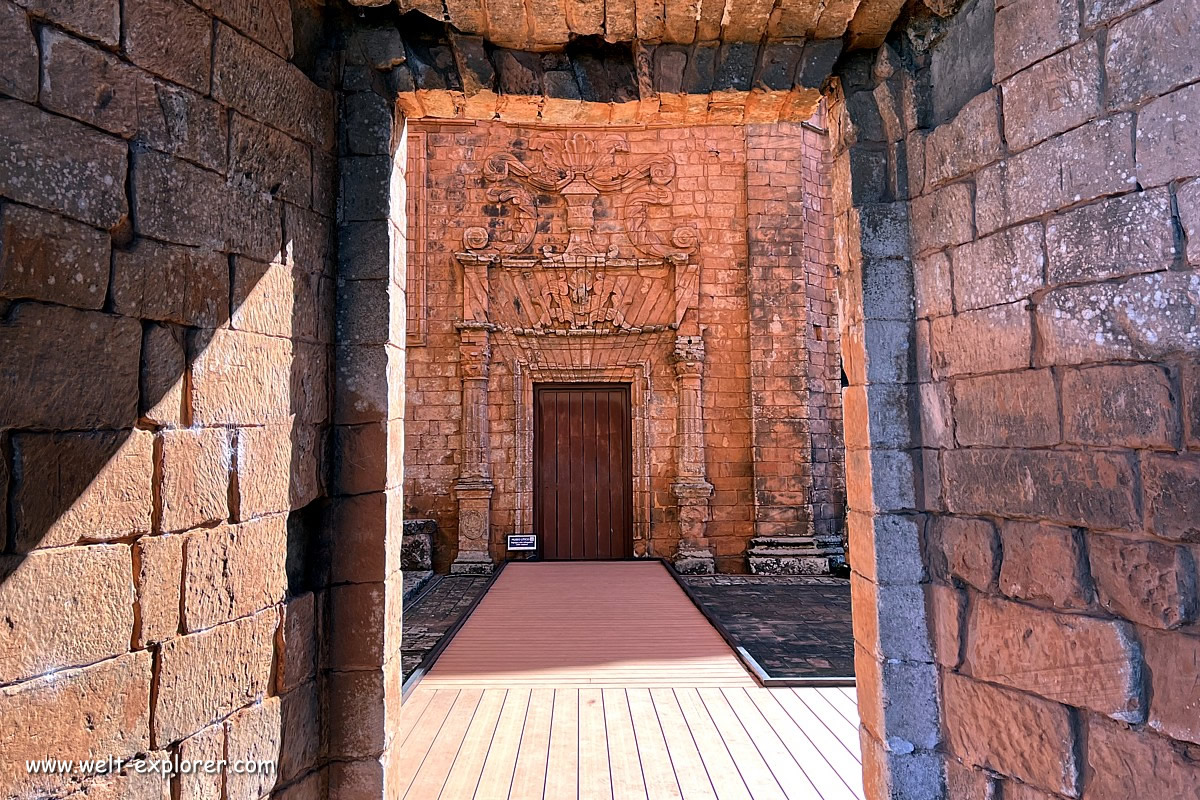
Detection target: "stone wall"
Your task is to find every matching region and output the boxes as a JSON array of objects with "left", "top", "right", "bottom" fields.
[
  {"left": 400, "top": 119, "right": 844, "bottom": 573},
  {"left": 835, "top": 0, "right": 1200, "bottom": 795},
  {"left": 0, "top": 1, "right": 335, "bottom": 798}
]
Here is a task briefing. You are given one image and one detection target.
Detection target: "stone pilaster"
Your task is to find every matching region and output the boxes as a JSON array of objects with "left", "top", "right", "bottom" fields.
[
  {"left": 452, "top": 323, "right": 495, "bottom": 574},
  {"left": 671, "top": 335, "right": 715, "bottom": 574}
]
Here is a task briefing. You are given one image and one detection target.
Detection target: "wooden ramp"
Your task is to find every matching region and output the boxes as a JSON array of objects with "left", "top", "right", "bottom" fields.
[{"left": 401, "top": 561, "right": 866, "bottom": 800}]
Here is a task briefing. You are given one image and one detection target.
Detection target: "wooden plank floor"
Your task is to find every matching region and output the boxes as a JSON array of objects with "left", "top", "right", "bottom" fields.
[{"left": 403, "top": 562, "right": 865, "bottom": 799}]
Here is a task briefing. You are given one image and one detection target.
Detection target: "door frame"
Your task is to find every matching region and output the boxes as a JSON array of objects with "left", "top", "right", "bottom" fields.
[{"left": 533, "top": 382, "right": 635, "bottom": 560}]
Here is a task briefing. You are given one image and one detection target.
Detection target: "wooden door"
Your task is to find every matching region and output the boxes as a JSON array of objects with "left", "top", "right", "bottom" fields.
[{"left": 534, "top": 384, "right": 633, "bottom": 559}]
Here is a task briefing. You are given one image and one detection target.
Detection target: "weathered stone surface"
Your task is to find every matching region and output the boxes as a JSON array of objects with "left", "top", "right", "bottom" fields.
[
  {"left": 1105, "top": 0, "right": 1200, "bottom": 110},
  {"left": 133, "top": 151, "right": 281, "bottom": 262},
  {"left": 184, "top": 516, "right": 287, "bottom": 631},
  {"left": 0, "top": 545, "right": 133, "bottom": 684},
  {"left": 963, "top": 595, "right": 1142, "bottom": 720},
  {"left": 192, "top": 0, "right": 292, "bottom": 58},
  {"left": 1144, "top": 454, "right": 1200, "bottom": 543},
  {"left": 0, "top": 653, "right": 151, "bottom": 799},
  {"left": 225, "top": 698, "right": 282, "bottom": 799},
  {"left": 975, "top": 116, "right": 1134, "bottom": 236},
  {"left": 0, "top": 203, "right": 109, "bottom": 308},
  {"left": 1141, "top": 628, "right": 1200, "bottom": 745},
  {"left": 279, "top": 682, "right": 320, "bottom": 782},
  {"left": 136, "top": 533, "right": 184, "bottom": 646},
  {"left": 16, "top": 0, "right": 121, "bottom": 45},
  {"left": 951, "top": 223, "right": 1044, "bottom": 312},
  {"left": 154, "top": 609, "right": 277, "bottom": 744},
  {"left": 993, "top": 0, "right": 1078, "bottom": 81},
  {"left": 930, "top": 301, "right": 1031, "bottom": 378},
  {"left": 0, "top": 1, "right": 38, "bottom": 101},
  {"left": 935, "top": 516, "right": 1000, "bottom": 591},
  {"left": 12, "top": 430, "right": 153, "bottom": 549},
  {"left": 213, "top": 25, "right": 331, "bottom": 149},
  {"left": 1135, "top": 83, "right": 1200, "bottom": 189},
  {"left": 913, "top": 251, "right": 951, "bottom": 319},
  {"left": 40, "top": 28, "right": 139, "bottom": 136},
  {"left": 113, "top": 238, "right": 230, "bottom": 328},
  {"left": 1185, "top": 360, "right": 1200, "bottom": 448},
  {"left": 190, "top": 327, "right": 293, "bottom": 425},
  {"left": 942, "top": 672, "right": 1078, "bottom": 796},
  {"left": 140, "top": 323, "right": 186, "bottom": 426},
  {"left": 0, "top": 99, "right": 129, "bottom": 229},
  {"left": 1062, "top": 364, "right": 1175, "bottom": 449},
  {"left": 61, "top": 768, "right": 170, "bottom": 800},
  {"left": 924, "top": 90, "right": 1003, "bottom": 187},
  {"left": 1046, "top": 189, "right": 1175, "bottom": 286},
  {"left": 135, "top": 78, "right": 228, "bottom": 172},
  {"left": 1036, "top": 273, "right": 1200, "bottom": 366},
  {"left": 177, "top": 723, "right": 224, "bottom": 800},
  {"left": 1000, "top": 522, "right": 1092, "bottom": 610},
  {"left": 944, "top": 760, "right": 998, "bottom": 800},
  {"left": 910, "top": 182, "right": 973, "bottom": 255},
  {"left": 235, "top": 422, "right": 293, "bottom": 518},
  {"left": 944, "top": 449, "right": 1138, "bottom": 530},
  {"left": 232, "top": 260, "right": 307, "bottom": 338},
  {"left": 343, "top": 91, "right": 392, "bottom": 156},
  {"left": 1085, "top": 715, "right": 1200, "bottom": 799},
  {"left": 123, "top": 0, "right": 211, "bottom": 92},
  {"left": 160, "top": 427, "right": 231, "bottom": 533},
  {"left": 926, "top": 582, "right": 965, "bottom": 667},
  {"left": 1001, "top": 40, "right": 1101, "bottom": 152},
  {"left": 1089, "top": 535, "right": 1195, "bottom": 630},
  {"left": 285, "top": 203, "right": 333, "bottom": 277},
  {"left": 278, "top": 592, "right": 317, "bottom": 693},
  {"left": 1179, "top": 180, "right": 1200, "bottom": 268},
  {"left": 230, "top": 113, "right": 311, "bottom": 206},
  {"left": 952, "top": 369, "right": 1059, "bottom": 447}
]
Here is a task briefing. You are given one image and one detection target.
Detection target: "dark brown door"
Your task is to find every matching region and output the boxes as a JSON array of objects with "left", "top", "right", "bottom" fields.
[{"left": 534, "top": 384, "right": 633, "bottom": 559}]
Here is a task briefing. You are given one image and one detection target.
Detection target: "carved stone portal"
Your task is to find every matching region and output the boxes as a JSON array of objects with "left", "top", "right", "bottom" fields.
[{"left": 450, "top": 132, "right": 713, "bottom": 573}]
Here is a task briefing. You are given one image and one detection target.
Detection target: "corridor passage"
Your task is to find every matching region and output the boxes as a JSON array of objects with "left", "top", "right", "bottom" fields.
[{"left": 398, "top": 562, "right": 866, "bottom": 799}]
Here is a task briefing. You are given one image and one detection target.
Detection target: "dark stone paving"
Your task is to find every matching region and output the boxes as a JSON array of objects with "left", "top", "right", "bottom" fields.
[
  {"left": 402, "top": 575, "right": 491, "bottom": 680},
  {"left": 682, "top": 575, "right": 855, "bottom": 679}
]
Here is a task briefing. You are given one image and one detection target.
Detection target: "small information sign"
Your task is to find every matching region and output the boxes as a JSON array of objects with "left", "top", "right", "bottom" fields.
[{"left": 507, "top": 534, "right": 537, "bottom": 551}]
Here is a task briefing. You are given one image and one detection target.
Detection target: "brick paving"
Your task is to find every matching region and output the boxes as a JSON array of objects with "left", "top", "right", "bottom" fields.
[
  {"left": 682, "top": 576, "right": 855, "bottom": 679},
  {"left": 402, "top": 575, "right": 491, "bottom": 680}
]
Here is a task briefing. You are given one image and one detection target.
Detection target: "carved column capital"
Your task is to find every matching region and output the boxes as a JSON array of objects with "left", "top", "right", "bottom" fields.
[{"left": 672, "top": 335, "right": 705, "bottom": 377}]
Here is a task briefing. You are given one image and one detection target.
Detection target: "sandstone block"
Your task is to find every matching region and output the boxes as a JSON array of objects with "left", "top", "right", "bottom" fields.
[
  {"left": 192, "top": 0, "right": 293, "bottom": 59},
  {"left": 1036, "top": 273, "right": 1200, "bottom": 366},
  {"left": 329, "top": 489, "right": 404, "bottom": 584},
  {"left": 1089, "top": 534, "right": 1195, "bottom": 629},
  {"left": 274, "top": 772, "right": 325, "bottom": 800},
  {"left": 279, "top": 682, "right": 320, "bottom": 782},
  {"left": 1083, "top": 0, "right": 1155, "bottom": 24},
  {"left": 1045, "top": 188, "right": 1175, "bottom": 285},
  {"left": 1105, "top": 0, "right": 1200, "bottom": 109},
  {"left": 232, "top": 259, "right": 292, "bottom": 338},
  {"left": 278, "top": 592, "right": 317, "bottom": 693},
  {"left": 1135, "top": 82, "right": 1200, "bottom": 189},
  {"left": 190, "top": 327, "right": 293, "bottom": 425},
  {"left": 326, "top": 669, "right": 386, "bottom": 759},
  {"left": 963, "top": 595, "right": 1142, "bottom": 720},
  {"left": 975, "top": 116, "right": 1134, "bottom": 236},
  {"left": 1185, "top": 360, "right": 1200, "bottom": 448},
  {"left": 140, "top": 323, "right": 186, "bottom": 427},
  {"left": 160, "top": 427, "right": 231, "bottom": 532},
  {"left": 993, "top": 0, "right": 1078, "bottom": 81},
  {"left": 230, "top": 113, "right": 312, "bottom": 207},
  {"left": 177, "top": 723, "right": 224, "bottom": 800},
  {"left": 15, "top": 0, "right": 120, "bottom": 45},
  {"left": 0, "top": 203, "right": 109, "bottom": 308},
  {"left": 1141, "top": 628, "right": 1200, "bottom": 745},
  {"left": 930, "top": 301, "right": 1031, "bottom": 378},
  {"left": 944, "top": 449, "right": 1138, "bottom": 530},
  {"left": 225, "top": 698, "right": 282, "bottom": 799},
  {"left": 285, "top": 203, "right": 333, "bottom": 276},
  {"left": 123, "top": 0, "right": 211, "bottom": 92},
  {"left": 12, "top": 429, "right": 153, "bottom": 550},
  {"left": 40, "top": 28, "right": 139, "bottom": 136},
  {"left": 113, "top": 238, "right": 230, "bottom": 328},
  {"left": 134, "top": 78, "right": 228, "bottom": 172},
  {"left": 332, "top": 419, "right": 404, "bottom": 495},
  {"left": 183, "top": 515, "right": 287, "bottom": 631},
  {"left": 918, "top": 381, "right": 954, "bottom": 449},
  {"left": 61, "top": 768, "right": 170, "bottom": 800},
  {"left": 0, "top": 1, "right": 38, "bottom": 101},
  {"left": 999, "top": 522, "right": 1092, "bottom": 610},
  {"left": 924, "top": 90, "right": 1003, "bottom": 187},
  {"left": 935, "top": 516, "right": 999, "bottom": 591},
  {"left": 952, "top": 369, "right": 1059, "bottom": 447},
  {"left": 913, "top": 251, "right": 951, "bottom": 319},
  {"left": 1085, "top": 715, "right": 1200, "bottom": 798},
  {"left": 154, "top": 609, "right": 277, "bottom": 744},
  {"left": 292, "top": 340, "right": 331, "bottom": 425},
  {"left": 0, "top": 98, "right": 128, "bottom": 229},
  {"left": 1179, "top": 180, "right": 1200, "bottom": 268},
  {"left": 133, "top": 151, "right": 281, "bottom": 262},
  {"left": 910, "top": 182, "right": 973, "bottom": 256},
  {"left": 1062, "top": 364, "right": 1175, "bottom": 449},
  {"left": 0, "top": 652, "right": 151, "bottom": 799},
  {"left": 135, "top": 533, "right": 184, "bottom": 646},
  {"left": 950, "top": 223, "right": 1043, "bottom": 312},
  {"left": 334, "top": 343, "right": 403, "bottom": 424},
  {"left": 212, "top": 25, "right": 332, "bottom": 149},
  {"left": 234, "top": 422, "right": 293, "bottom": 518},
  {"left": 942, "top": 672, "right": 1078, "bottom": 797},
  {"left": 1001, "top": 40, "right": 1100, "bottom": 152},
  {"left": 329, "top": 581, "right": 389, "bottom": 669},
  {"left": 1144, "top": 454, "right": 1200, "bottom": 542},
  {"left": 0, "top": 545, "right": 134, "bottom": 684},
  {"left": 926, "top": 582, "right": 964, "bottom": 667}
]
